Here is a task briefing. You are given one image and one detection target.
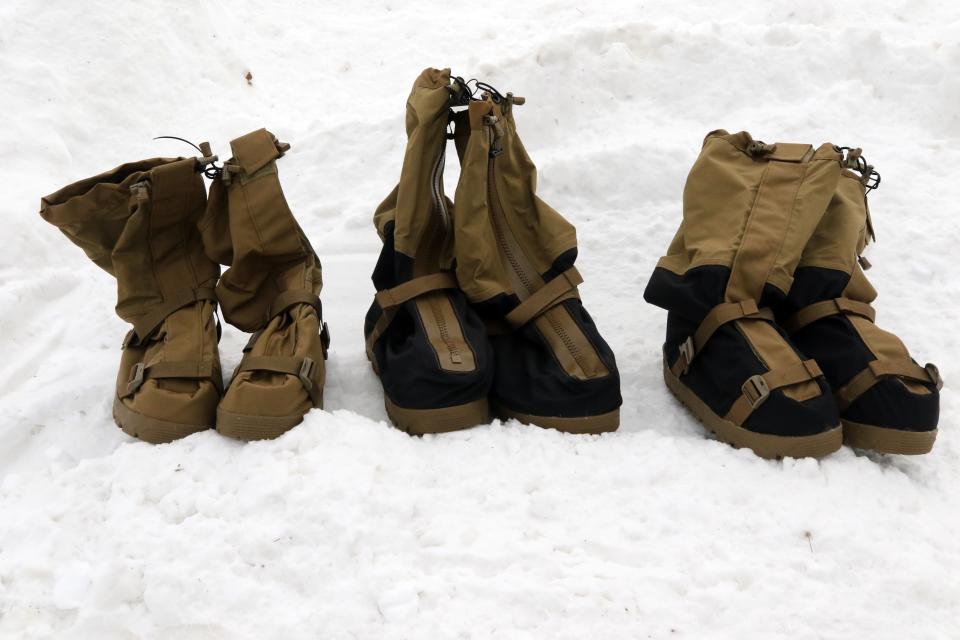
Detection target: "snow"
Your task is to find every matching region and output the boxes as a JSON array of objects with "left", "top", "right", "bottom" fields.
[{"left": 1, "top": 1, "right": 959, "bottom": 638}]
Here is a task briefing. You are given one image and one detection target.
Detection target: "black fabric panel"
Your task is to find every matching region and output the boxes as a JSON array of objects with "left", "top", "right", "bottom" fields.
[
  {"left": 490, "top": 298, "right": 621, "bottom": 418},
  {"left": 475, "top": 253, "right": 621, "bottom": 418},
  {"left": 645, "top": 265, "right": 838, "bottom": 437},
  {"left": 365, "top": 221, "right": 493, "bottom": 410},
  {"left": 785, "top": 266, "right": 938, "bottom": 431}
]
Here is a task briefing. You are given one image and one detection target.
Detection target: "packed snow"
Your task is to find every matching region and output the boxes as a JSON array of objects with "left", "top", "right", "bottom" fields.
[{"left": 1, "top": 1, "right": 959, "bottom": 638}]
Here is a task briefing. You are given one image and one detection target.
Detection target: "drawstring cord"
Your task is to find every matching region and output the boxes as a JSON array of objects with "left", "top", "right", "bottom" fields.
[{"left": 153, "top": 136, "right": 223, "bottom": 179}]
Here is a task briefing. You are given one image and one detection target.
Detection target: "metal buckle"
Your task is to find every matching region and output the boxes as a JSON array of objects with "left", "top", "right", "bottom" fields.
[
  {"left": 925, "top": 363, "right": 943, "bottom": 391},
  {"left": 678, "top": 337, "right": 695, "bottom": 374},
  {"left": 742, "top": 374, "right": 770, "bottom": 409},
  {"left": 298, "top": 357, "right": 315, "bottom": 392},
  {"left": 126, "top": 362, "right": 145, "bottom": 396}
]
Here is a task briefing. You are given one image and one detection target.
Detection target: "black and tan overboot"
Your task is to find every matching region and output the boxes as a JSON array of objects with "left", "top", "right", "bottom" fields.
[
  {"left": 450, "top": 78, "right": 621, "bottom": 434},
  {"left": 41, "top": 155, "right": 223, "bottom": 443},
  {"left": 200, "top": 129, "right": 328, "bottom": 440},
  {"left": 779, "top": 150, "right": 942, "bottom": 454},
  {"left": 364, "top": 68, "right": 494, "bottom": 435},
  {"left": 644, "top": 130, "right": 843, "bottom": 459}
]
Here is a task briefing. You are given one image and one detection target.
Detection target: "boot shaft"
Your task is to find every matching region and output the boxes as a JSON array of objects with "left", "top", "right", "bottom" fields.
[
  {"left": 658, "top": 130, "right": 843, "bottom": 302},
  {"left": 40, "top": 157, "right": 219, "bottom": 338},
  {"left": 371, "top": 67, "right": 458, "bottom": 283},
  {"left": 200, "top": 128, "right": 322, "bottom": 333}
]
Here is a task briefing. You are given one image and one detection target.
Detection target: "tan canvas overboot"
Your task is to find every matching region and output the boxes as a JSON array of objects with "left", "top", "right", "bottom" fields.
[
  {"left": 40, "top": 156, "right": 223, "bottom": 443},
  {"left": 644, "top": 130, "right": 844, "bottom": 459},
  {"left": 200, "top": 129, "right": 328, "bottom": 440},
  {"left": 364, "top": 68, "right": 494, "bottom": 435},
  {"left": 450, "top": 80, "right": 621, "bottom": 434},
  {"left": 779, "top": 150, "right": 942, "bottom": 454}
]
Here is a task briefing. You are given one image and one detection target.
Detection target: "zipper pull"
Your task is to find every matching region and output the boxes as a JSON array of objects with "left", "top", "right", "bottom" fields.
[
  {"left": 858, "top": 254, "right": 872, "bottom": 271},
  {"left": 484, "top": 114, "right": 504, "bottom": 157},
  {"left": 129, "top": 180, "right": 150, "bottom": 203}
]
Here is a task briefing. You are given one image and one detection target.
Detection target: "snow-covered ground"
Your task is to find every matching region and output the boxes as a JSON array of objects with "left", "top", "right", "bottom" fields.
[{"left": 2, "top": 2, "right": 959, "bottom": 638}]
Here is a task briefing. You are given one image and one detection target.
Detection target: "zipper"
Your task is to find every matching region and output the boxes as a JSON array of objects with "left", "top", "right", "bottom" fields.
[
  {"left": 431, "top": 148, "right": 450, "bottom": 231},
  {"left": 484, "top": 124, "right": 584, "bottom": 367},
  {"left": 426, "top": 143, "right": 462, "bottom": 365},
  {"left": 427, "top": 295, "right": 463, "bottom": 364}
]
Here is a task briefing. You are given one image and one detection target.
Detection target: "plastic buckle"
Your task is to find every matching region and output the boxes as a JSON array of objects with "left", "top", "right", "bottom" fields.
[
  {"left": 678, "top": 337, "right": 695, "bottom": 374},
  {"left": 925, "top": 363, "right": 943, "bottom": 391},
  {"left": 298, "top": 357, "right": 315, "bottom": 392},
  {"left": 126, "top": 362, "right": 145, "bottom": 396},
  {"left": 742, "top": 374, "right": 770, "bottom": 409}
]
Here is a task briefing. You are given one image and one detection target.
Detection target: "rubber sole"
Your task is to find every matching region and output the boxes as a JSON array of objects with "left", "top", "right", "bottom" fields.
[
  {"left": 663, "top": 360, "right": 842, "bottom": 459},
  {"left": 384, "top": 396, "right": 490, "bottom": 435},
  {"left": 496, "top": 404, "right": 620, "bottom": 434},
  {"left": 842, "top": 419, "right": 937, "bottom": 455},
  {"left": 216, "top": 407, "right": 310, "bottom": 441},
  {"left": 112, "top": 397, "right": 211, "bottom": 444}
]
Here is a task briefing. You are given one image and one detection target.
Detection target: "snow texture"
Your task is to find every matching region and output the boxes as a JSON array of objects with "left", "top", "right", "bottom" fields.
[{"left": 1, "top": 1, "right": 959, "bottom": 638}]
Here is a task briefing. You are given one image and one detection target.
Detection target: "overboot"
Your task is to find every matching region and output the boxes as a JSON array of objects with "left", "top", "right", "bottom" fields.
[
  {"left": 364, "top": 68, "right": 493, "bottom": 434},
  {"left": 644, "top": 130, "right": 843, "bottom": 458},
  {"left": 450, "top": 80, "right": 621, "bottom": 434},
  {"left": 40, "top": 155, "right": 222, "bottom": 443},
  {"left": 200, "top": 129, "right": 328, "bottom": 440},
  {"left": 779, "top": 150, "right": 942, "bottom": 454}
]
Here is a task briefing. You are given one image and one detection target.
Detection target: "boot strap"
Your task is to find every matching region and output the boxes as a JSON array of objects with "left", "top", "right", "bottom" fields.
[
  {"left": 269, "top": 290, "right": 322, "bottom": 320},
  {"left": 783, "top": 297, "right": 876, "bottom": 334},
  {"left": 121, "top": 360, "right": 223, "bottom": 399},
  {"left": 237, "top": 355, "right": 322, "bottom": 406},
  {"left": 365, "top": 272, "right": 460, "bottom": 359},
  {"left": 835, "top": 360, "right": 942, "bottom": 411},
  {"left": 724, "top": 360, "right": 824, "bottom": 426},
  {"left": 127, "top": 287, "right": 218, "bottom": 347},
  {"left": 670, "top": 300, "right": 775, "bottom": 377},
  {"left": 504, "top": 267, "right": 582, "bottom": 329}
]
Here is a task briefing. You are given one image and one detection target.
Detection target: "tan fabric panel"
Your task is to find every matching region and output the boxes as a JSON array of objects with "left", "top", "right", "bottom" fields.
[
  {"left": 40, "top": 157, "right": 177, "bottom": 276},
  {"left": 724, "top": 160, "right": 809, "bottom": 301},
  {"left": 846, "top": 315, "right": 929, "bottom": 395},
  {"left": 736, "top": 320, "right": 819, "bottom": 401},
  {"left": 414, "top": 292, "right": 477, "bottom": 372},
  {"left": 453, "top": 95, "right": 606, "bottom": 381},
  {"left": 452, "top": 102, "right": 517, "bottom": 302},
  {"left": 844, "top": 265, "right": 879, "bottom": 304},
  {"left": 391, "top": 68, "right": 455, "bottom": 263},
  {"left": 797, "top": 172, "right": 868, "bottom": 274},
  {"left": 658, "top": 131, "right": 840, "bottom": 296},
  {"left": 533, "top": 307, "right": 609, "bottom": 380},
  {"left": 657, "top": 133, "right": 767, "bottom": 275},
  {"left": 203, "top": 130, "right": 321, "bottom": 333}
]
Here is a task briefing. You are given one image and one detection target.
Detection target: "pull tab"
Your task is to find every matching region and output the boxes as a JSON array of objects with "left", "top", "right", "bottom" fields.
[
  {"left": 858, "top": 255, "right": 872, "bottom": 271},
  {"left": 129, "top": 180, "right": 150, "bottom": 202},
  {"left": 484, "top": 114, "right": 505, "bottom": 158}
]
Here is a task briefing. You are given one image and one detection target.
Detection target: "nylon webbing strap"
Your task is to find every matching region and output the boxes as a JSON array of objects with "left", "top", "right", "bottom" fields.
[
  {"left": 670, "top": 300, "right": 775, "bottom": 377},
  {"left": 725, "top": 160, "right": 809, "bottom": 303},
  {"left": 230, "top": 128, "right": 283, "bottom": 176},
  {"left": 505, "top": 267, "right": 583, "bottom": 328},
  {"left": 724, "top": 359, "right": 823, "bottom": 426},
  {"left": 129, "top": 287, "right": 218, "bottom": 345},
  {"left": 374, "top": 272, "right": 458, "bottom": 309},
  {"left": 122, "top": 360, "right": 222, "bottom": 398},
  {"left": 366, "top": 272, "right": 460, "bottom": 359},
  {"left": 835, "top": 359, "right": 943, "bottom": 411},
  {"left": 782, "top": 298, "right": 876, "bottom": 334},
  {"left": 238, "top": 355, "right": 321, "bottom": 406},
  {"left": 269, "top": 290, "right": 321, "bottom": 319}
]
